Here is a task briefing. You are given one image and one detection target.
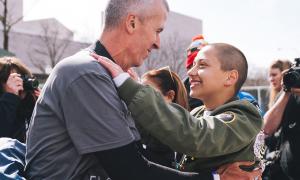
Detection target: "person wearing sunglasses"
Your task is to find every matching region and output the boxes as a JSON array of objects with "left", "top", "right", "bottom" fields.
[
  {"left": 0, "top": 57, "right": 39, "bottom": 143},
  {"left": 138, "top": 67, "right": 189, "bottom": 168},
  {"left": 93, "top": 42, "right": 264, "bottom": 179}
]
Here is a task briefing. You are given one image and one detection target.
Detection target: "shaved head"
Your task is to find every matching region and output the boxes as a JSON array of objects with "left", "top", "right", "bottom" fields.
[{"left": 210, "top": 43, "right": 248, "bottom": 93}]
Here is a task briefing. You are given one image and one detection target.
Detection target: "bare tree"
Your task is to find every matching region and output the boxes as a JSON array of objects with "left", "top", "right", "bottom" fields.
[
  {"left": 137, "top": 33, "right": 188, "bottom": 78},
  {"left": 245, "top": 65, "right": 269, "bottom": 86},
  {"left": 0, "top": 0, "right": 23, "bottom": 50},
  {"left": 29, "top": 22, "right": 72, "bottom": 73}
]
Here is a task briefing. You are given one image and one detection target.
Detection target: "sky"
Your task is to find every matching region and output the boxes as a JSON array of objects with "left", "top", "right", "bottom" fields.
[{"left": 23, "top": 0, "right": 300, "bottom": 69}]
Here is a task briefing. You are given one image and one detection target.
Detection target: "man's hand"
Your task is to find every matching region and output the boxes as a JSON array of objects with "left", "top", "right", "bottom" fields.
[
  {"left": 91, "top": 53, "right": 124, "bottom": 78},
  {"left": 4, "top": 73, "right": 23, "bottom": 96},
  {"left": 127, "top": 68, "right": 140, "bottom": 81}
]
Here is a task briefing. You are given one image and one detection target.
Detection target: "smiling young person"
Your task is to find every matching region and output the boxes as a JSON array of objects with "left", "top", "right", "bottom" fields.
[{"left": 94, "top": 43, "right": 264, "bottom": 179}]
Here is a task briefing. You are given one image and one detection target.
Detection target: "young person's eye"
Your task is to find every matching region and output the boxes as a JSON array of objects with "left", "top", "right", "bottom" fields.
[{"left": 199, "top": 63, "right": 206, "bottom": 68}]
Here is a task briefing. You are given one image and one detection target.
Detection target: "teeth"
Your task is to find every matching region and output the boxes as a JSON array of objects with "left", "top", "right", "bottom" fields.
[{"left": 191, "top": 81, "right": 202, "bottom": 86}]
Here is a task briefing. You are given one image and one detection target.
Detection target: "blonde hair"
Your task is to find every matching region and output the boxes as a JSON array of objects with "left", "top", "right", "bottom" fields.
[{"left": 268, "top": 59, "right": 292, "bottom": 109}]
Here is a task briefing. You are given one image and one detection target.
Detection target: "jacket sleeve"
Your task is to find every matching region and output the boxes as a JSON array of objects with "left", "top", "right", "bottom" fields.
[
  {"left": 0, "top": 93, "right": 21, "bottom": 137},
  {"left": 95, "top": 141, "right": 213, "bottom": 180},
  {"left": 118, "top": 78, "right": 262, "bottom": 157}
]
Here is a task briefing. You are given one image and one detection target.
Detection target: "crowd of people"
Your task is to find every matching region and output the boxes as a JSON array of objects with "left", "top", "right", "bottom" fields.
[{"left": 1, "top": 0, "right": 300, "bottom": 179}]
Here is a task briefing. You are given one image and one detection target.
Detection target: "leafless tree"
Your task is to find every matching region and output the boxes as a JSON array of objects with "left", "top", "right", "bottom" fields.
[
  {"left": 29, "top": 22, "right": 72, "bottom": 73},
  {"left": 245, "top": 65, "right": 269, "bottom": 86},
  {"left": 137, "top": 34, "right": 189, "bottom": 78},
  {"left": 0, "top": 0, "right": 23, "bottom": 50}
]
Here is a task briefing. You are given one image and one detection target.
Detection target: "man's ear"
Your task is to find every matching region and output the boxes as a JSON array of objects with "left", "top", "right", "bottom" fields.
[
  {"left": 224, "top": 70, "right": 238, "bottom": 87},
  {"left": 125, "top": 14, "right": 136, "bottom": 34}
]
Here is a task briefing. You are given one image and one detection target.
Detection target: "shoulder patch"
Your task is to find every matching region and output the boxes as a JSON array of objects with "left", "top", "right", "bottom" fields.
[{"left": 215, "top": 112, "right": 235, "bottom": 123}]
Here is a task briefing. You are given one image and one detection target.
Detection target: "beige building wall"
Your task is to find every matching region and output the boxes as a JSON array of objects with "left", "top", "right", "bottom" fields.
[
  {"left": 3, "top": 31, "right": 88, "bottom": 73},
  {"left": 163, "top": 12, "right": 203, "bottom": 41}
]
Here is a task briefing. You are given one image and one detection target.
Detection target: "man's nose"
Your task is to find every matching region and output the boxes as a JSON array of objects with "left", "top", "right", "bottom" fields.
[{"left": 153, "top": 35, "right": 160, "bottom": 49}]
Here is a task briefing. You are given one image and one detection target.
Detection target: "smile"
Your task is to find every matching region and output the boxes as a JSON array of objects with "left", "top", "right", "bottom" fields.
[{"left": 190, "top": 80, "right": 202, "bottom": 88}]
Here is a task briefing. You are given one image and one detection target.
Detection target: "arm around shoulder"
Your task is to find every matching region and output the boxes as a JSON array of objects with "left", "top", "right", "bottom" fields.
[{"left": 95, "top": 141, "right": 214, "bottom": 180}]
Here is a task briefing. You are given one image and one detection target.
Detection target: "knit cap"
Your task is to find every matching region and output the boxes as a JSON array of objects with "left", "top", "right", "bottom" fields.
[{"left": 185, "top": 34, "right": 208, "bottom": 69}]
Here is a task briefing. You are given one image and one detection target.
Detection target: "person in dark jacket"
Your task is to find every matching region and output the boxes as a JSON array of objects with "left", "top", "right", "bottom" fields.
[
  {"left": 0, "top": 57, "right": 39, "bottom": 142},
  {"left": 139, "top": 67, "right": 189, "bottom": 168},
  {"left": 264, "top": 87, "right": 300, "bottom": 180}
]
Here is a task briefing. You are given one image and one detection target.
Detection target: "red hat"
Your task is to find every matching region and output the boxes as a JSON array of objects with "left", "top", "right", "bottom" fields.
[
  {"left": 186, "top": 50, "right": 199, "bottom": 69},
  {"left": 185, "top": 34, "right": 208, "bottom": 69}
]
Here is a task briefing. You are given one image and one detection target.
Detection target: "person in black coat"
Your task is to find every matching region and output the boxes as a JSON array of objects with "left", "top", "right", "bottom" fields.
[
  {"left": 264, "top": 87, "right": 300, "bottom": 180},
  {"left": 0, "top": 57, "right": 39, "bottom": 142}
]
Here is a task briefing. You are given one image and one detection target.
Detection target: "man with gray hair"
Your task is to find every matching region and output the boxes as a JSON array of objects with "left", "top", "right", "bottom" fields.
[{"left": 25, "top": 0, "right": 214, "bottom": 179}]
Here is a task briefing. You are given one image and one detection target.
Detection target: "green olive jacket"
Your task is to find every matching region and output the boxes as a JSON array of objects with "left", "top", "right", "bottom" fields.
[{"left": 118, "top": 78, "right": 263, "bottom": 171}]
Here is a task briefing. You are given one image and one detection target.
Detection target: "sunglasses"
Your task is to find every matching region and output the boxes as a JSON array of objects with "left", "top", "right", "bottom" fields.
[{"left": 157, "top": 66, "right": 175, "bottom": 83}]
